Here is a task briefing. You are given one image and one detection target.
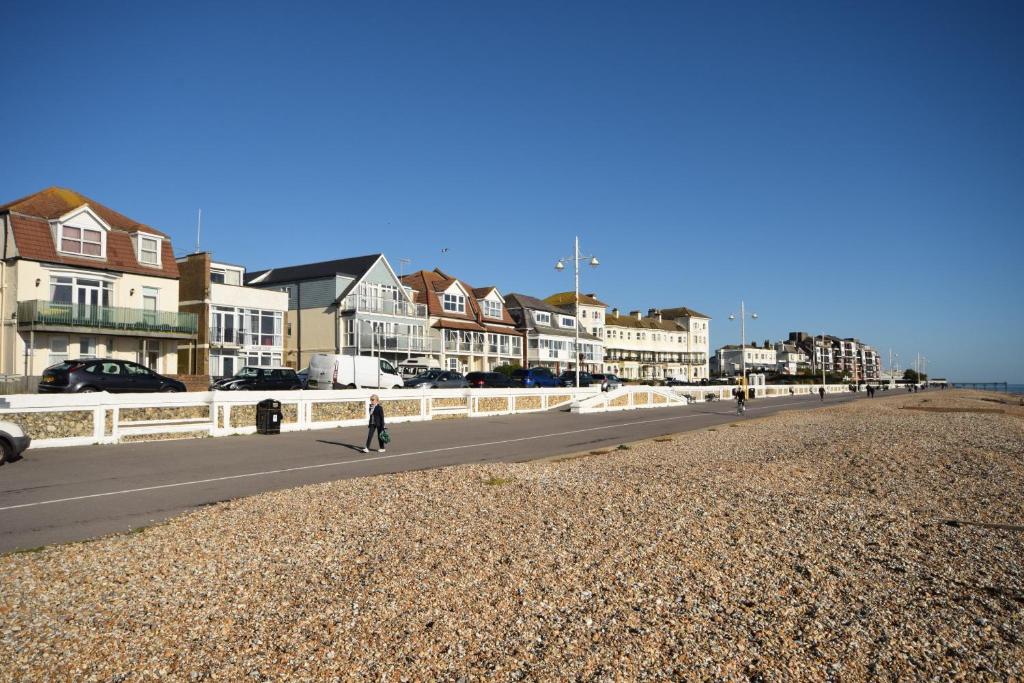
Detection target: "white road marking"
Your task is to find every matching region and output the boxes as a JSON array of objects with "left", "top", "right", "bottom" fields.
[{"left": 0, "top": 396, "right": 848, "bottom": 512}]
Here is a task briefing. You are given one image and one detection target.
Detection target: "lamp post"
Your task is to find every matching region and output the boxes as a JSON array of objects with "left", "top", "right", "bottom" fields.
[
  {"left": 727, "top": 302, "right": 758, "bottom": 381},
  {"left": 555, "top": 236, "right": 599, "bottom": 388}
]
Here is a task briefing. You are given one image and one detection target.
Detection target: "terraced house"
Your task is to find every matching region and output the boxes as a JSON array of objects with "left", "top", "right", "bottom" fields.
[
  {"left": 0, "top": 187, "right": 196, "bottom": 378},
  {"left": 603, "top": 307, "right": 710, "bottom": 381},
  {"left": 401, "top": 269, "right": 523, "bottom": 373},
  {"left": 247, "top": 254, "right": 436, "bottom": 369},
  {"left": 505, "top": 293, "right": 603, "bottom": 373}
]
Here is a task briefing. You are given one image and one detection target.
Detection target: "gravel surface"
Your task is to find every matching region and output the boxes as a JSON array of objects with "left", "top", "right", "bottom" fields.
[{"left": 1, "top": 390, "right": 1022, "bottom": 680}]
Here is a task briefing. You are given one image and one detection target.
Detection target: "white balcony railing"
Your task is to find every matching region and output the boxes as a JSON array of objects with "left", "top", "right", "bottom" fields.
[{"left": 340, "top": 295, "right": 427, "bottom": 318}]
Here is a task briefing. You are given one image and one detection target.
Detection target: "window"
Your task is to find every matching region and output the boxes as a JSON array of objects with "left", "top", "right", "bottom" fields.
[
  {"left": 142, "top": 287, "right": 158, "bottom": 324},
  {"left": 482, "top": 299, "right": 502, "bottom": 318},
  {"left": 49, "top": 275, "right": 112, "bottom": 308},
  {"left": 443, "top": 293, "right": 465, "bottom": 313},
  {"left": 561, "top": 316, "right": 576, "bottom": 328},
  {"left": 60, "top": 226, "right": 103, "bottom": 257},
  {"left": 79, "top": 336, "right": 96, "bottom": 359},
  {"left": 48, "top": 336, "right": 69, "bottom": 366},
  {"left": 534, "top": 312, "right": 551, "bottom": 325},
  {"left": 138, "top": 235, "right": 161, "bottom": 266}
]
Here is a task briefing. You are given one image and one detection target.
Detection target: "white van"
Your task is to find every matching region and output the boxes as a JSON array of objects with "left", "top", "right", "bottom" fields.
[{"left": 307, "top": 354, "right": 404, "bottom": 390}]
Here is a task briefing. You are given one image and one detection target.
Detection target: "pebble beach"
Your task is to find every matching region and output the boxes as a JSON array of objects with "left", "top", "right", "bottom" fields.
[{"left": 1, "top": 390, "right": 1022, "bottom": 681}]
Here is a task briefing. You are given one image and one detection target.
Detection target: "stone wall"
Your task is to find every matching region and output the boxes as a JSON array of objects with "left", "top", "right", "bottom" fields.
[
  {"left": 634, "top": 393, "right": 649, "bottom": 405},
  {"left": 311, "top": 401, "right": 366, "bottom": 423},
  {"left": 653, "top": 393, "right": 667, "bottom": 404},
  {"left": 431, "top": 397, "right": 468, "bottom": 410},
  {"left": 515, "top": 396, "right": 542, "bottom": 411},
  {"left": 384, "top": 399, "right": 422, "bottom": 418},
  {"left": 547, "top": 394, "right": 571, "bottom": 406},
  {"left": 610, "top": 394, "right": 630, "bottom": 407},
  {"left": 121, "top": 430, "right": 209, "bottom": 443},
  {"left": 477, "top": 397, "right": 510, "bottom": 413},
  {"left": 229, "top": 403, "right": 300, "bottom": 428},
  {"left": 2, "top": 411, "right": 94, "bottom": 438},
  {"left": 120, "top": 405, "right": 210, "bottom": 423}
]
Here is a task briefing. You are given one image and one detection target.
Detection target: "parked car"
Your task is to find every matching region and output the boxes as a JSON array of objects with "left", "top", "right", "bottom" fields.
[
  {"left": 590, "top": 373, "right": 623, "bottom": 390},
  {"left": 465, "top": 371, "right": 515, "bottom": 388},
  {"left": 398, "top": 360, "right": 442, "bottom": 380},
  {"left": 511, "top": 367, "right": 560, "bottom": 388},
  {"left": 296, "top": 367, "right": 309, "bottom": 388},
  {"left": 307, "top": 353, "right": 404, "bottom": 389},
  {"left": 38, "top": 359, "right": 186, "bottom": 393},
  {"left": 404, "top": 370, "right": 469, "bottom": 388},
  {"left": 0, "top": 421, "right": 30, "bottom": 465},
  {"left": 210, "top": 366, "right": 304, "bottom": 391},
  {"left": 558, "top": 371, "right": 595, "bottom": 387}
]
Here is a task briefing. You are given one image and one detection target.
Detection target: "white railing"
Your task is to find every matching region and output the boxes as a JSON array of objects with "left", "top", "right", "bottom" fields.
[{"left": 340, "top": 296, "right": 427, "bottom": 318}]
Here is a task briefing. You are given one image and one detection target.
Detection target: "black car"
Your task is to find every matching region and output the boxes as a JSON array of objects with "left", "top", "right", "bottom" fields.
[
  {"left": 210, "top": 366, "right": 304, "bottom": 391},
  {"left": 404, "top": 370, "right": 470, "bottom": 389},
  {"left": 558, "top": 371, "right": 595, "bottom": 387},
  {"left": 38, "top": 359, "right": 186, "bottom": 393},
  {"left": 465, "top": 371, "right": 515, "bottom": 388}
]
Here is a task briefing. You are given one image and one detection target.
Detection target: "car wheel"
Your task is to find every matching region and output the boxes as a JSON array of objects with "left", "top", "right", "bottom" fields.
[
  {"left": 160, "top": 386, "right": 179, "bottom": 393},
  {"left": 345, "top": 384, "right": 357, "bottom": 389},
  {"left": 78, "top": 386, "right": 98, "bottom": 393},
  {"left": 0, "top": 439, "right": 10, "bottom": 465}
]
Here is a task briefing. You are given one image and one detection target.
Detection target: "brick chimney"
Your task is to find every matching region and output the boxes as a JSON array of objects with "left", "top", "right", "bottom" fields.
[
  {"left": 647, "top": 308, "right": 662, "bottom": 322},
  {"left": 629, "top": 310, "right": 642, "bottom": 320}
]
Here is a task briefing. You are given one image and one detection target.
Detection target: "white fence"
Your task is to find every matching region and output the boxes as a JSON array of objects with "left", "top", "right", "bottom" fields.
[{"left": 0, "top": 383, "right": 858, "bottom": 450}]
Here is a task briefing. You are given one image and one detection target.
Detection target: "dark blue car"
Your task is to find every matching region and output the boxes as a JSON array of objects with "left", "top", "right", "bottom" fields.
[{"left": 511, "top": 367, "right": 560, "bottom": 388}]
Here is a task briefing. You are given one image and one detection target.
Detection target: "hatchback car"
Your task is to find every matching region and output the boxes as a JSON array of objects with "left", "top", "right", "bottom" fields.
[
  {"left": 38, "top": 359, "right": 186, "bottom": 393},
  {"left": 511, "top": 367, "right": 560, "bottom": 388},
  {"left": 404, "top": 370, "right": 469, "bottom": 388},
  {"left": 210, "top": 366, "right": 304, "bottom": 391},
  {"left": 465, "top": 372, "right": 515, "bottom": 388},
  {"left": 558, "top": 371, "right": 595, "bottom": 387}
]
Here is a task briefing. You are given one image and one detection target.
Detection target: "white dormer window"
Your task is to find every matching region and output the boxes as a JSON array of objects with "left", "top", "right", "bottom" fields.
[
  {"left": 561, "top": 316, "right": 576, "bottom": 328},
  {"left": 131, "top": 232, "right": 164, "bottom": 268},
  {"left": 481, "top": 300, "right": 502, "bottom": 318},
  {"left": 138, "top": 235, "right": 161, "bottom": 266},
  {"left": 443, "top": 293, "right": 465, "bottom": 313},
  {"left": 534, "top": 311, "right": 551, "bottom": 325},
  {"left": 51, "top": 205, "right": 111, "bottom": 260},
  {"left": 60, "top": 225, "right": 104, "bottom": 257}
]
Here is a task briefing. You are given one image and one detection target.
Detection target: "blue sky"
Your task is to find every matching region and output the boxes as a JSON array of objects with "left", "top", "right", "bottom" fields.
[{"left": 2, "top": 1, "right": 1021, "bottom": 381}]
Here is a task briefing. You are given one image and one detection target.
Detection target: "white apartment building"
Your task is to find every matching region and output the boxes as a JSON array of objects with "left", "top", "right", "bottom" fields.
[
  {"left": 177, "top": 252, "right": 288, "bottom": 377},
  {"left": 713, "top": 344, "right": 778, "bottom": 377},
  {"left": 602, "top": 307, "right": 710, "bottom": 381}
]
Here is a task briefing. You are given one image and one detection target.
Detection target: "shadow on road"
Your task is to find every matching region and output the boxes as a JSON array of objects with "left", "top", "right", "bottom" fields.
[{"left": 315, "top": 440, "right": 366, "bottom": 452}]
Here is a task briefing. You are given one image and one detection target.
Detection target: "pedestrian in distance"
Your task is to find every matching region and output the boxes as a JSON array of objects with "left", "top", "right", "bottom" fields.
[
  {"left": 363, "top": 394, "right": 386, "bottom": 453},
  {"left": 819, "top": 386, "right": 826, "bottom": 402},
  {"left": 736, "top": 387, "right": 746, "bottom": 415}
]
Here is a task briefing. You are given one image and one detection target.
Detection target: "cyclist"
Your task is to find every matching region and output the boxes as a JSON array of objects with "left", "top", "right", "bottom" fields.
[{"left": 735, "top": 387, "right": 746, "bottom": 415}]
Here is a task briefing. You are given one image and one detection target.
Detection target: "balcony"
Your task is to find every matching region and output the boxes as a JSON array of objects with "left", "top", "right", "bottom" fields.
[
  {"left": 18, "top": 300, "right": 197, "bottom": 339},
  {"left": 356, "top": 332, "right": 440, "bottom": 354},
  {"left": 340, "top": 295, "right": 426, "bottom": 318},
  {"left": 211, "top": 327, "right": 283, "bottom": 348}
]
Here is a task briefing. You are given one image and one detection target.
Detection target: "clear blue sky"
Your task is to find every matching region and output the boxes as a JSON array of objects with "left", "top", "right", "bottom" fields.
[{"left": 2, "top": 1, "right": 1021, "bottom": 381}]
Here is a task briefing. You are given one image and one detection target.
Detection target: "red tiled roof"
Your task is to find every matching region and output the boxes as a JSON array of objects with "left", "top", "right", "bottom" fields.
[
  {"left": 1, "top": 187, "right": 167, "bottom": 237},
  {"left": 2, "top": 188, "right": 179, "bottom": 279},
  {"left": 402, "top": 269, "right": 523, "bottom": 334}
]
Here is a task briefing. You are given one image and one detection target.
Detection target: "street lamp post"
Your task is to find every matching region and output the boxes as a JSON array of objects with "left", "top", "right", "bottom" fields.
[
  {"left": 728, "top": 301, "right": 758, "bottom": 381},
  {"left": 555, "top": 236, "right": 599, "bottom": 388}
]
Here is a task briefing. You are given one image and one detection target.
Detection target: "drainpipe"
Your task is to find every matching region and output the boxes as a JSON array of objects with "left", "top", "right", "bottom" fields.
[
  {"left": 0, "top": 214, "right": 7, "bottom": 375},
  {"left": 296, "top": 282, "right": 302, "bottom": 368}
]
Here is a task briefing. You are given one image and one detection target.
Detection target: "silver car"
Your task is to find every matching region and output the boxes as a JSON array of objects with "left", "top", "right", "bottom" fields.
[
  {"left": 0, "top": 421, "right": 31, "bottom": 465},
  {"left": 403, "top": 370, "right": 470, "bottom": 389}
]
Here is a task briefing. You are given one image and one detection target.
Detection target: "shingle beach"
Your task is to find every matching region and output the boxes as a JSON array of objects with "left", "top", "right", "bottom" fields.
[{"left": 2, "top": 390, "right": 1022, "bottom": 680}]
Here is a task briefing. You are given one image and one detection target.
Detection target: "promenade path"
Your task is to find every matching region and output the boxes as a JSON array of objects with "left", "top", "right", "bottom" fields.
[{"left": 0, "top": 391, "right": 872, "bottom": 553}]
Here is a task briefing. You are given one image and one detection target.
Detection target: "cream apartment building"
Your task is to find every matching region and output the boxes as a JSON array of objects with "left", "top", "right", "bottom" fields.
[
  {"left": 0, "top": 187, "right": 195, "bottom": 377},
  {"left": 602, "top": 307, "right": 710, "bottom": 381}
]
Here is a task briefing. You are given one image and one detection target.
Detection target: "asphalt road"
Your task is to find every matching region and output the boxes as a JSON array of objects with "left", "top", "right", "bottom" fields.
[{"left": 0, "top": 392, "right": 871, "bottom": 554}]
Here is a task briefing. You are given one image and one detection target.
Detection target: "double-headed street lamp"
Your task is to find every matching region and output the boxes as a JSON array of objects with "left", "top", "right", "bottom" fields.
[
  {"left": 555, "top": 236, "right": 599, "bottom": 388},
  {"left": 728, "top": 301, "right": 758, "bottom": 380}
]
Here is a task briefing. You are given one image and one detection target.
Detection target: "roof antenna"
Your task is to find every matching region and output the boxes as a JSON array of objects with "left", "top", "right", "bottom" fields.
[
  {"left": 399, "top": 257, "right": 411, "bottom": 278},
  {"left": 195, "top": 209, "right": 202, "bottom": 253}
]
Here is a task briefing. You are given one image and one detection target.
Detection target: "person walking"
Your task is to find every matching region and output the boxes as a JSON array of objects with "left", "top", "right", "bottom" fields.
[
  {"left": 819, "top": 386, "right": 826, "bottom": 402},
  {"left": 736, "top": 387, "right": 746, "bottom": 415},
  {"left": 363, "top": 394, "right": 386, "bottom": 453}
]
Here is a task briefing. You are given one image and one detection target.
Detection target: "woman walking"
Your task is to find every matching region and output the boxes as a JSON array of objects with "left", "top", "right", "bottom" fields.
[{"left": 363, "top": 394, "right": 386, "bottom": 453}]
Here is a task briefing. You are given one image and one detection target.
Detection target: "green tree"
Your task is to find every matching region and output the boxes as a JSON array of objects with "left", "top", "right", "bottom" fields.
[
  {"left": 903, "top": 369, "right": 927, "bottom": 382},
  {"left": 493, "top": 363, "right": 522, "bottom": 377}
]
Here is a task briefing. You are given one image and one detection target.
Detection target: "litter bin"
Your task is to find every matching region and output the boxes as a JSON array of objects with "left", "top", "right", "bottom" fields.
[
  {"left": 256, "top": 398, "right": 282, "bottom": 435},
  {"left": 748, "top": 387, "right": 755, "bottom": 399}
]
